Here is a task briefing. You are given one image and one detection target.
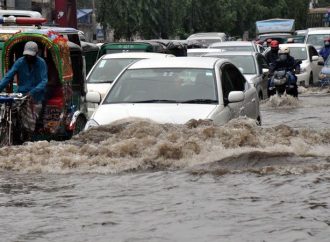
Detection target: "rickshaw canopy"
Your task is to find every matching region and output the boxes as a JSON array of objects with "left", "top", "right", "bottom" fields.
[{"left": 2, "top": 31, "right": 73, "bottom": 83}]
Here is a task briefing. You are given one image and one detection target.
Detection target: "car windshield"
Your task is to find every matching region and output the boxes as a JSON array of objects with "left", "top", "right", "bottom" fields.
[
  {"left": 306, "top": 34, "right": 330, "bottom": 48},
  {"left": 87, "top": 58, "right": 142, "bottom": 83},
  {"left": 104, "top": 68, "right": 218, "bottom": 104},
  {"left": 213, "top": 55, "right": 256, "bottom": 74},
  {"left": 209, "top": 46, "right": 254, "bottom": 51},
  {"left": 287, "top": 47, "right": 308, "bottom": 60}
]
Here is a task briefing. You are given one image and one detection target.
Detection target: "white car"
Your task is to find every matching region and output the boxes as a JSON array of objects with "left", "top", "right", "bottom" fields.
[
  {"left": 187, "top": 32, "right": 227, "bottom": 47},
  {"left": 204, "top": 51, "right": 269, "bottom": 100},
  {"left": 85, "top": 57, "right": 261, "bottom": 129},
  {"left": 279, "top": 43, "right": 323, "bottom": 86},
  {"left": 187, "top": 48, "right": 224, "bottom": 57},
  {"left": 86, "top": 52, "right": 174, "bottom": 116},
  {"left": 208, "top": 41, "right": 265, "bottom": 53},
  {"left": 305, "top": 27, "right": 330, "bottom": 51}
]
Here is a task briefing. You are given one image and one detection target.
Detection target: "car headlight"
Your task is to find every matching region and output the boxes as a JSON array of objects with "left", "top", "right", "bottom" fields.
[
  {"left": 84, "top": 119, "right": 99, "bottom": 130},
  {"left": 319, "top": 73, "right": 326, "bottom": 79}
]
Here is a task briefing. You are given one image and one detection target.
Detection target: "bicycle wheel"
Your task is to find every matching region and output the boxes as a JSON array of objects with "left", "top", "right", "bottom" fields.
[{"left": 0, "top": 119, "right": 11, "bottom": 146}]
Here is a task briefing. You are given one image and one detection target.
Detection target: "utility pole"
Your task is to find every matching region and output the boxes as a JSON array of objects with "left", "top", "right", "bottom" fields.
[{"left": 92, "top": 0, "right": 96, "bottom": 41}]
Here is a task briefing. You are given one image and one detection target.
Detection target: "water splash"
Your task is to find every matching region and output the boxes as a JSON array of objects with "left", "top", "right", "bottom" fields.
[
  {"left": 299, "top": 86, "right": 330, "bottom": 95},
  {"left": 263, "top": 95, "right": 300, "bottom": 108},
  {"left": 0, "top": 118, "right": 329, "bottom": 174}
]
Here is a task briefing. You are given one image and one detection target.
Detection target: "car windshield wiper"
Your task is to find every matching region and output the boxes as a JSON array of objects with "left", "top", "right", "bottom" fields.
[
  {"left": 181, "top": 99, "right": 218, "bottom": 104},
  {"left": 132, "top": 99, "right": 179, "bottom": 103}
]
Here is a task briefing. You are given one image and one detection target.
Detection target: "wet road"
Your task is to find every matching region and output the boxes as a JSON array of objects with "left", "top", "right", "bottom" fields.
[{"left": 1, "top": 89, "right": 330, "bottom": 242}]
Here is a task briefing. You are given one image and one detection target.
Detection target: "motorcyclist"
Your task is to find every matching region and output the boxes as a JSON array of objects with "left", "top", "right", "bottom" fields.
[
  {"left": 265, "top": 40, "right": 279, "bottom": 65},
  {"left": 269, "top": 46, "right": 300, "bottom": 97},
  {"left": 319, "top": 37, "right": 330, "bottom": 62},
  {"left": 265, "top": 40, "right": 279, "bottom": 96}
]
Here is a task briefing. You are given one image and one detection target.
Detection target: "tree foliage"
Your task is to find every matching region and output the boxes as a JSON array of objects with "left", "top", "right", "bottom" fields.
[{"left": 95, "top": 0, "right": 310, "bottom": 40}]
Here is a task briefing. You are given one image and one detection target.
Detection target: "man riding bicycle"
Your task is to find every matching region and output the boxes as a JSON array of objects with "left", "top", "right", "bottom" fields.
[{"left": 0, "top": 41, "right": 48, "bottom": 140}]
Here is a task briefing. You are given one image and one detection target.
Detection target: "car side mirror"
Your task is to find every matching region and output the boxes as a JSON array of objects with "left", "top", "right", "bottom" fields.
[
  {"left": 86, "top": 91, "right": 102, "bottom": 104},
  {"left": 312, "top": 55, "right": 319, "bottom": 61},
  {"left": 228, "top": 91, "right": 245, "bottom": 103}
]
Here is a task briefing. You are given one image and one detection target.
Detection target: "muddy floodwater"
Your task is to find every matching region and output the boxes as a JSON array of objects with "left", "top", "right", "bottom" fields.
[{"left": 1, "top": 88, "right": 330, "bottom": 242}]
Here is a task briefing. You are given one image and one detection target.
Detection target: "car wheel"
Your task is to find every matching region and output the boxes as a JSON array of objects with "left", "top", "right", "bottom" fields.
[
  {"left": 309, "top": 72, "right": 314, "bottom": 86},
  {"left": 256, "top": 116, "right": 262, "bottom": 126},
  {"left": 73, "top": 115, "right": 87, "bottom": 136}
]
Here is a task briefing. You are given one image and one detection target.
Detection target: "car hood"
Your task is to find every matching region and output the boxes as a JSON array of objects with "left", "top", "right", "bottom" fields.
[
  {"left": 92, "top": 103, "right": 219, "bottom": 125},
  {"left": 87, "top": 83, "right": 112, "bottom": 98}
]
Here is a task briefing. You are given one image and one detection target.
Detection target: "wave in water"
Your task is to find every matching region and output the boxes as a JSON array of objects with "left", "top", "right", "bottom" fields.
[
  {"left": 0, "top": 118, "right": 329, "bottom": 174},
  {"left": 262, "top": 95, "right": 300, "bottom": 108}
]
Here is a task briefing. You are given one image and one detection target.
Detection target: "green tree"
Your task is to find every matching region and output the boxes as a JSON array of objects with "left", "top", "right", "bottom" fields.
[{"left": 96, "top": 0, "right": 311, "bottom": 40}]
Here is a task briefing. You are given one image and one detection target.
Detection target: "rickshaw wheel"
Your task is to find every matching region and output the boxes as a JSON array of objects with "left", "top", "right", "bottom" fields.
[{"left": 73, "top": 115, "right": 87, "bottom": 136}]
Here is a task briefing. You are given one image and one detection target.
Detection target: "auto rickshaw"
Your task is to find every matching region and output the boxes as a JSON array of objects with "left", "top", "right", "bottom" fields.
[
  {"left": 97, "top": 41, "right": 167, "bottom": 59},
  {"left": 81, "top": 41, "right": 99, "bottom": 74},
  {"left": 1, "top": 30, "right": 88, "bottom": 142}
]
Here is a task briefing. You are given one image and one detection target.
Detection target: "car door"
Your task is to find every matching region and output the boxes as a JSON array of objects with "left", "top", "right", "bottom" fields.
[
  {"left": 309, "top": 45, "right": 323, "bottom": 83},
  {"left": 219, "top": 64, "right": 244, "bottom": 119},
  {"left": 256, "top": 54, "right": 270, "bottom": 99},
  {"left": 228, "top": 63, "right": 259, "bottom": 119},
  {"left": 221, "top": 63, "right": 258, "bottom": 119}
]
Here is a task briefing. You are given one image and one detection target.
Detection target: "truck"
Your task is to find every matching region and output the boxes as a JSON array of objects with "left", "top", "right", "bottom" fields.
[{"left": 256, "top": 18, "right": 295, "bottom": 44}]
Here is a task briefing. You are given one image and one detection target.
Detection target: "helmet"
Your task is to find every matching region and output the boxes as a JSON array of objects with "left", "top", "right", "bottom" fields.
[
  {"left": 324, "top": 37, "right": 330, "bottom": 46},
  {"left": 278, "top": 46, "right": 290, "bottom": 54},
  {"left": 324, "top": 37, "right": 330, "bottom": 43},
  {"left": 270, "top": 40, "right": 279, "bottom": 48}
]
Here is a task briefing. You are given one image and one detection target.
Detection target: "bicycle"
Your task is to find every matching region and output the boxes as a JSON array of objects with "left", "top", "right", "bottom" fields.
[{"left": 0, "top": 93, "right": 28, "bottom": 146}]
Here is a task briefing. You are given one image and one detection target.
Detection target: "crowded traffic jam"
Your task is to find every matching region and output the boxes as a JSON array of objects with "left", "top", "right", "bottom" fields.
[
  {"left": 84, "top": 18, "right": 329, "bottom": 131},
  {"left": 0, "top": 12, "right": 328, "bottom": 145}
]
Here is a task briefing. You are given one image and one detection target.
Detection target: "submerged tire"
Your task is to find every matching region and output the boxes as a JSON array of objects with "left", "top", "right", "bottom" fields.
[
  {"left": 276, "top": 85, "right": 286, "bottom": 96},
  {"left": 0, "top": 120, "right": 11, "bottom": 146},
  {"left": 72, "top": 115, "right": 87, "bottom": 136},
  {"left": 309, "top": 72, "right": 314, "bottom": 86}
]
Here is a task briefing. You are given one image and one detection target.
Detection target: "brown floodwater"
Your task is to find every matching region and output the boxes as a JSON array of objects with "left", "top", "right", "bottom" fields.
[{"left": 1, "top": 89, "right": 330, "bottom": 241}]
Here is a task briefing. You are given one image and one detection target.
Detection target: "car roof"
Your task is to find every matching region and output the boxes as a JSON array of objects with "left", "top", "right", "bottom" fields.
[
  {"left": 187, "top": 32, "right": 226, "bottom": 39},
  {"left": 187, "top": 48, "right": 224, "bottom": 53},
  {"left": 209, "top": 41, "right": 254, "bottom": 47},
  {"left": 128, "top": 57, "right": 222, "bottom": 69},
  {"left": 259, "top": 33, "right": 292, "bottom": 37},
  {"left": 101, "top": 52, "right": 174, "bottom": 59},
  {"left": 204, "top": 51, "right": 257, "bottom": 56},
  {"left": 306, "top": 28, "right": 330, "bottom": 34},
  {"left": 279, "top": 43, "right": 309, "bottom": 48}
]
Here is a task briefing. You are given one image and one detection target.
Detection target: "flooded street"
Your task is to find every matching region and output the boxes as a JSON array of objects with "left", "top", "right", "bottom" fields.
[{"left": 1, "top": 89, "right": 330, "bottom": 242}]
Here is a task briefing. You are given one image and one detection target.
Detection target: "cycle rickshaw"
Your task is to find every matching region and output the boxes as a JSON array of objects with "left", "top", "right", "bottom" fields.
[{"left": 0, "top": 30, "right": 88, "bottom": 145}]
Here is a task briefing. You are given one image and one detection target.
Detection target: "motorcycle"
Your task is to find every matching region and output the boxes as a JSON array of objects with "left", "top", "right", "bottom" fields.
[{"left": 268, "top": 60, "right": 301, "bottom": 97}]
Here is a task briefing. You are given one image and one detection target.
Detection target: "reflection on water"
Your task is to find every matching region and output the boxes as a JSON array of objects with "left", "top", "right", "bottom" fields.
[{"left": 1, "top": 89, "right": 330, "bottom": 241}]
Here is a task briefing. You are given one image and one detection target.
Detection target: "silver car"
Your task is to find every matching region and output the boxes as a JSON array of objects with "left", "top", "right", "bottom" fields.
[
  {"left": 209, "top": 41, "right": 265, "bottom": 53},
  {"left": 85, "top": 57, "right": 261, "bottom": 129},
  {"left": 204, "top": 51, "right": 270, "bottom": 100}
]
